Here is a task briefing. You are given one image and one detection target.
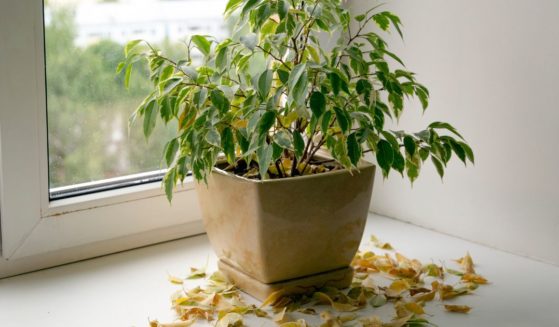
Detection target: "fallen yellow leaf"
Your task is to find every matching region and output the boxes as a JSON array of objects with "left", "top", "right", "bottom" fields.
[
  {"left": 444, "top": 304, "right": 472, "bottom": 313},
  {"left": 461, "top": 273, "right": 488, "bottom": 284},
  {"left": 279, "top": 319, "right": 308, "bottom": 327},
  {"left": 455, "top": 252, "right": 476, "bottom": 274},
  {"left": 313, "top": 292, "right": 359, "bottom": 312},
  {"left": 168, "top": 275, "right": 184, "bottom": 285},
  {"left": 386, "top": 279, "right": 411, "bottom": 297},
  {"left": 217, "top": 312, "right": 243, "bottom": 327}
]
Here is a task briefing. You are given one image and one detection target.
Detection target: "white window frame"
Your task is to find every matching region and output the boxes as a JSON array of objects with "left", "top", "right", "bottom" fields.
[{"left": 0, "top": 0, "right": 203, "bottom": 277}]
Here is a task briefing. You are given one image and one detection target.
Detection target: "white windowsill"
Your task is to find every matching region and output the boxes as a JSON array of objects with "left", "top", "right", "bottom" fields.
[{"left": 0, "top": 213, "right": 558, "bottom": 327}]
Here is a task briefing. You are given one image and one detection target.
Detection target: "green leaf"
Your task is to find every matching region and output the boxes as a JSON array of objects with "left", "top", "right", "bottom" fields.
[
  {"left": 164, "top": 138, "right": 179, "bottom": 167},
  {"left": 277, "top": 0, "right": 289, "bottom": 19},
  {"left": 347, "top": 133, "right": 362, "bottom": 166},
  {"left": 293, "top": 131, "right": 305, "bottom": 159},
  {"left": 163, "top": 168, "right": 176, "bottom": 202},
  {"left": 381, "top": 131, "right": 399, "bottom": 150},
  {"left": 403, "top": 135, "right": 416, "bottom": 156},
  {"left": 224, "top": 0, "right": 243, "bottom": 15},
  {"left": 143, "top": 99, "right": 158, "bottom": 139},
  {"left": 291, "top": 73, "right": 308, "bottom": 105},
  {"left": 328, "top": 72, "right": 341, "bottom": 95},
  {"left": 372, "top": 12, "right": 390, "bottom": 31},
  {"left": 431, "top": 155, "right": 445, "bottom": 179},
  {"left": 392, "top": 149, "right": 405, "bottom": 174},
  {"left": 191, "top": 35, "right": 211, "bottom": 56},
  {"left": 159, "top": 65, "right": 174, "bottom": 83},
  {"left": 215, "top": 47, "right": 228, "bottom": 71},
  {"left": 385, "top": 12, "right": 403, "bottom": 39},
  {"left": 321, "top": 110, "right": 332, "bottom": 133},
  {"left": 160, "top": 77, "right": 182, "bottom": 95},
  {"left": 241, "top": 0, "right": 260, "bottom": 17},
  {"left": 116, "top": 62, "right": 126, "bottom": 74},
  {"left": 271, "top": 68, "right": 286, "bottom": 85},
  {"left": 333, "top": 107, "right": 350, "bottom": 134},
  {"left": 376, "top": 139, "right": 394, "bottom": 176},
  {"left": 355, "top": 14, "right": 366, "bottom": 22},
  {"left": 256, "top": 143, "right": 273, "bottom": 179},
  {"left": 240, "top": 33, "right": 258, "bottom": 51},
  {"left": 272, "top": 142, "right": 283, "bottom": 161},
  {"left": 210, "top": 89, "right": 230, "bottom": 114},
  {"left": 419, "top": 147, "right": 430, "bottom": 161},
  {"left": 406, "top": 159, "right": 419, "bottom": 183},
  {"left": 258, "top": 110, "right": 276, "bottom": 136},
  {"left": 449, "top": 138, "right": 467, "bottom": 164},
  {"left": 288, "top": 63, "right": 307, "bottom": 90},
  {"left": 429, "top": 121, "right": 464, "bottom": 140},
  {"left": 205, "top": 128, "right": 221, "bottom": 147},
  {"left": 459, "top": 141, "right": 475, "bottom": 164},
  {"left": 309, "top": 91, "right": 326, "bottom": 119},
  {"left": 257, "top": 69, "right": 273, "bottom": 99},
  {"left": 356, "top": 79, "right": 372, "bottom": 95},
  {"left": 221, "top": 127, "right": 235, "bottom": 164},
  {"left": 274, "top": 130, "right": 292, "bottom": 149},
  {"left": 124, "top": 64, "right": 133, "bottom": 89},
  {"left": 370, "top": 294, "right": 387, "bottom": 308},
  {"left": 124, "top": 39, "right": 142, "bottom": 57},
  {"left": 236, "top": 129, "right": 249, "bottom": 153}
]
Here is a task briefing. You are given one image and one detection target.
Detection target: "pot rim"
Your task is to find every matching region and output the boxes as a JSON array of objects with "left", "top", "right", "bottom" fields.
[{"left": 211, "top": 158, "right": 376, "bottom": 184}]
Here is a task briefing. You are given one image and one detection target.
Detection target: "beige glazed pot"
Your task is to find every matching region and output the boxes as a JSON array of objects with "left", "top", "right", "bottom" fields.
[{"left": 195, "top": 160, "right": 375, "bottom": 300}]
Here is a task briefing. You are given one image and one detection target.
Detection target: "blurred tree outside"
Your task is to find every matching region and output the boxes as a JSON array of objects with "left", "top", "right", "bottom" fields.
[{"left": 46, "top": 6, "right": 180, "bottom": 188}]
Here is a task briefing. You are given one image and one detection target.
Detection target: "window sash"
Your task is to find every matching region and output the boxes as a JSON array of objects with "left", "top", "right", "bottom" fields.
[{"left": 0, "top": 0, "right": 202, "bottom": 277}]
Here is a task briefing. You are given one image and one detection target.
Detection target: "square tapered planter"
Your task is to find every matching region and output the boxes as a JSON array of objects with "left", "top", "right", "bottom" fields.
[{"left": 195, "top": 161, "right": 375, "bottom": 300}]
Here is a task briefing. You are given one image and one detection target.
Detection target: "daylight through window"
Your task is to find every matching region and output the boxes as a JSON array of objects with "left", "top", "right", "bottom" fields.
[{"left": 44, "top": 0, "right": 228, "bottom": 197}]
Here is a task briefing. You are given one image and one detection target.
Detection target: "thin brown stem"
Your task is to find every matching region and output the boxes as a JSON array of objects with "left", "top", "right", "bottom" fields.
[{"left": 255, "top": 45, "right": 291, "bottom": 70}]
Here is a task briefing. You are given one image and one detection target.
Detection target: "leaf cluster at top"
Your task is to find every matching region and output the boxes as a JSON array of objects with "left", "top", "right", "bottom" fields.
[{"left": 118, "top": 0, "right": 474, "bottom": 201}]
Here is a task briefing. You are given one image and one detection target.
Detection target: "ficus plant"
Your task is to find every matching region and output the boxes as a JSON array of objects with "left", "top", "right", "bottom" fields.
[{"left": 118, "top": 0, "right": 474, "bottom": 201}]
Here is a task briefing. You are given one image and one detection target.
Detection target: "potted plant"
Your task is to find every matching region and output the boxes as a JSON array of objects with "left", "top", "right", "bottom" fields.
[{"left": 118, "top": 0, "right": 473, "bottom": 300}]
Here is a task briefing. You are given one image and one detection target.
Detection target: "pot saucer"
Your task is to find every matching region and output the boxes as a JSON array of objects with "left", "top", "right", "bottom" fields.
[{"left": 218, "top": 259, "right": 354, "bottom": 301}]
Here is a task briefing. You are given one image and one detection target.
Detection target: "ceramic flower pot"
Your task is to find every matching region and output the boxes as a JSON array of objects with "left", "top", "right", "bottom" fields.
[{"left": 195, "top": 160, "right": 375, "bottom": 300}]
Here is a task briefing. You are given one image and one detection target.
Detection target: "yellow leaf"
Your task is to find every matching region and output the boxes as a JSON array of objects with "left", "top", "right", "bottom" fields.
[
  {"left": 279, "top": 319, "right": 309, "bottom": 327},
  {"left": 379, "top": 242, "right": 394, "bottom": 250},
  {"left": 423, "top": 264, "right": 443, "bottom": 278},
  {"left": 168, "top": 275, "right": 184, "bottom": 285},
  {"left": 412, "top": 291, "right": 436, "bottom": 303},
  {"left": 359, "top": 315, "right": 383, "bottom": 327},
  {"left": 231, "top": 119, "right": 248, "bottom": 129},
  {"left": 455, "top": 252, "right": 476, "bottom": 274},
  {"left": 281, "top": 158, "right": 293, "bottom": 176},
  {"left": 461, "top": 273, "right": 488, "bottom": 284},
  {"left": 370, "top": 235, "right": 394, "bottom": 250},
  {"left": 268, "top": 164, "right": 279, "bottom": 175},
  {"left": 386, "top": 279, "right": 411, "bottom": 297},
  {"left": 260, "top": 289, "right": 286, "bottom": 308},
  {"left": 217, "top": 312, "right": 243, "bottom": 327},
  {"left": 187, "top": 267, "right": 207, "bottom": 279},
  {"left": 314, "top": 292, "right": 359, "bottom": 312},
  {"left": 394, "top": 301, "right": 424, "bottom": 318},
  {"left": 297, "top": 163, "right": 312, "bottom": 175},
  {"left": 404, "top": 302, "right": 425, "bottom": 315},
  {"left": 444, "top": 304, "right": 472, "bottom": 313},
  {"left": 281, "top": 111, "right": 299, "bottom": 126},
  {"left": 298, "top": 308, "right": 317, "bottom": 315},
  {"left": 383, "top": 314, "right": 414, "bottom": 327},
  {"left": 152, "top": 320, "right": 195, "bottom": 327},
  {"left": 172, "top": 297, "right": 190, "bottom": 306},
  {"left": 274, "top": 307, "right": 289, "bottom": 323}
]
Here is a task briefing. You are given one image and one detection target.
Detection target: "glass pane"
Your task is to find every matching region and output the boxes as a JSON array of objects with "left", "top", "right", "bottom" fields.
[{"left": 44, "top": 0, "right": 227, "bottom": 190}]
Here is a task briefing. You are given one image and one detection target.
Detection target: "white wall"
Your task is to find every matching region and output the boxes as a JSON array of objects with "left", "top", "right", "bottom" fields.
[{"left": 350, "top": 0, "right": 559, "bottom": 265}]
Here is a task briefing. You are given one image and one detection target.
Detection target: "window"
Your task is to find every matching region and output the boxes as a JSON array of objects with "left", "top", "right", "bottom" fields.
[{"left": 0, "top": 0, "right": 226, "bottom": 277}]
